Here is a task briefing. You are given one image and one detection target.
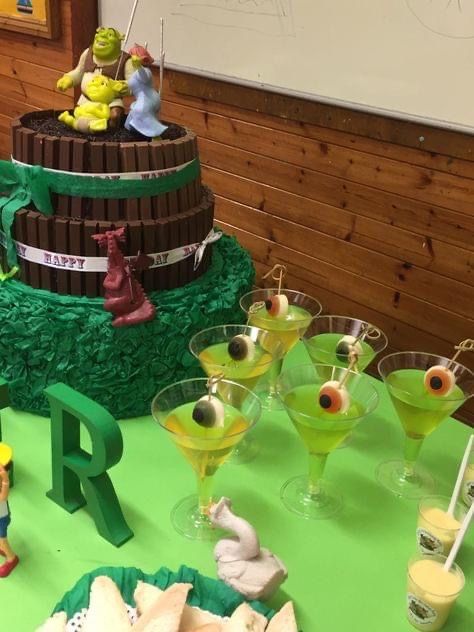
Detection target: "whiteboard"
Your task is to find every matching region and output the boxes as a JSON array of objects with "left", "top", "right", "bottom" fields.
[{"left": 99, "top": 0, "right": 474, "bottom": 133}]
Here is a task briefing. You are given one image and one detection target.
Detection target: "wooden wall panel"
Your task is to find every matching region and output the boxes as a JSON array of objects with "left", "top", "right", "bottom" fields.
[
  {"left": 160, "top": 71, "right": 473, "bottom": 424},
  {"left": 0, "top": 0, "right": 97, "bottom": 161}
]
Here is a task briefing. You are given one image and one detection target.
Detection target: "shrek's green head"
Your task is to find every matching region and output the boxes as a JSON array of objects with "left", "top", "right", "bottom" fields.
[
  {"left": 93, "top": 26, "right": 124, "bottom": 60},
  {"left": 84, "top": 75, "right": 124, "bottom": 104}
]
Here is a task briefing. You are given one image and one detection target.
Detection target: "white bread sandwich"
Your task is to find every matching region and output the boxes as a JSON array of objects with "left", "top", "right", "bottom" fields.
[
  {"left": 34, "top": 611, "right": 67, "bottom": 632},
  {"left": 134, "top": 581, "right": 223, "bottom": 631},
  {"left": 131, "top": 582, "right": 192, "bottom": 632},
  {"left": 82, "top": 576, "right": 132, "bottom": 632},
  {"left": 266, "top": 602, "right": 298, "bottom": 632},
  {"left": 224, "top": 603, "right": 267, "bottom": 632}
]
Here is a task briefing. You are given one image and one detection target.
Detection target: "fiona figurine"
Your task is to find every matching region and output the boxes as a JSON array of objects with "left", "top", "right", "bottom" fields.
[
  {"left": 125, "top": 45, "right": 168, "bottom": 139},
  {"left": 0, "top": 459, "right": 19, "bottom": 578}
]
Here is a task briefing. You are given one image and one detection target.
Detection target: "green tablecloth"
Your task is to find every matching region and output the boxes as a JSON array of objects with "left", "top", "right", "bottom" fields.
[{"left": 2, "top": 343, "right": 473, "bottom": 631}]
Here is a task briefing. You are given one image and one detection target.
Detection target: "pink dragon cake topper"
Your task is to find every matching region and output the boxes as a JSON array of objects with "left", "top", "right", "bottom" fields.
[{"left": 92, "top": 227, "right": 156, "bottom": 327}]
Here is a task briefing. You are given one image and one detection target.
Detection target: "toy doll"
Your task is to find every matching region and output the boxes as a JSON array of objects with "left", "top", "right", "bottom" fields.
[{"left": 0, "top": 463, "right": 19, "bottom": 578}]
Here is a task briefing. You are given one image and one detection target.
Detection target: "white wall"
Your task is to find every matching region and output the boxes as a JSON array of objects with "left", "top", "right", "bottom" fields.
[{"left": 99, "top": 0, "right": 474, "bottom": 131}]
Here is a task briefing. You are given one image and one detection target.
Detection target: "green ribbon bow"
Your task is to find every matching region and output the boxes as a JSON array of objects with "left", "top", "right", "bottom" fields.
[
  {"left": 0, "top": 161, "right": 54, "bottom": 266},
  {"left": 0, "top": 157, "right": 200, "bottom": 267}
]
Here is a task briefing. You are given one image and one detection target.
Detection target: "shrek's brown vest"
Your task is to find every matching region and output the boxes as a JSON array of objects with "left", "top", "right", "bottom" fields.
[{"left": 83, "top": 48, "right": 130, "bottom": 80}]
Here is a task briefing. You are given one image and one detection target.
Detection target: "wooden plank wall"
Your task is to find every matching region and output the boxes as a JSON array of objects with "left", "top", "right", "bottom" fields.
[
  {"left": 159, "top": 72, "right": 474, "bottom": 424},
  {"left": 0, "top": 0, "right": 97, "bottom": 159}
]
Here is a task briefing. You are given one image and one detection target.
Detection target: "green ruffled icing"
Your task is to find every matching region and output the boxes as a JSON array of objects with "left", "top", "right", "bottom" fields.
[{"left": 0, "top": 235, "right": 255, "bottom": 419}]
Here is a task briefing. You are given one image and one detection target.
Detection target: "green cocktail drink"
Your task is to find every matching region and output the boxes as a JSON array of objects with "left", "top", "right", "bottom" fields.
[
  {"left": 303, "top": 316, "right": 387, "bottom": 448},
  {"left": 240, "top": 289, "right": 322, "bottom": 410},
  {"left": 249, "top": 303, "right": 313, "bottom": 353},
  {"left": 283, "top": 383, "right": 366, "bottom": 454},
  {"left": 165, "top": 401, "right": 249, "bottom": 477},
  {"left": 279, "top": 364, "right": 379, "bottom": 519},
  {"left": 306, "top": 332, "right": 376, "bottom": 371},
  {"left": 386, "top": 369, "right": 464, "bottom": 438},
  {"left": 377, "top": 352, "right": 474, "bottom": 499},
  {"left": 190, "top": 325, "right": 284, "bottom": 461},
  {"left": 152, "top": 377, "right": 261, "bottom": 539},
  {"left": 303, "top": 316, "right": 388, "bottom": 375},
  {"left": 198, "top": 341, "right": 273, "bottom": 392}
]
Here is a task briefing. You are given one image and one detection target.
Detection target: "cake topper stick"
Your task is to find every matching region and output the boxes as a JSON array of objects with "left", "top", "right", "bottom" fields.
[
  {"left": 448, "top": 434, "right": 474, "bottom": 516},
  {"left": 447, "top": 339, "right": 474, "bottom": 369},
  {"left": 159, "top": 18, "right": 165, "bottom": 97},
  {"left": 263, "top": 263, "right": 287, "bottom": 295},
  {"left": 115, "top": 0, "right": 140, "bottom": 80}
]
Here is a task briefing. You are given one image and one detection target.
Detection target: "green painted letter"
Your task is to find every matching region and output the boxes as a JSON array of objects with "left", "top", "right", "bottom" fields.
[{"left": 44, "top": 383, "right": 133, "bottom": 547}]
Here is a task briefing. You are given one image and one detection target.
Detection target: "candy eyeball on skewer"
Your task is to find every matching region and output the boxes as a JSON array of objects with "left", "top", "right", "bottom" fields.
[
  {"left": 228, "top": 334, "right": 255, "bottom": 362},
  {"left": 318, "top": 380, "right": 351, "bottom": 414},
  {"left": 265, "top": 294, "right": 289, "bottom": 318},
  {"left": 336, "top": 335, "right": 363, "bottom": 362},
  {"left": 424, "top": 365, "right": 456, "bottom": 397},
  {"left": 192, "top": 396, "right": 225, "bottom": 428}
]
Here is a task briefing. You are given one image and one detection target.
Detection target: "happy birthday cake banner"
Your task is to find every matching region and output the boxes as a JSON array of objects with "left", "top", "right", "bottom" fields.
[
  {"left": 0, "top": 229, "right": 221, "bottom": 273},
  {"left": 11, "top": 157, "right": 195, "bottom": 182},
  {"left": 0, "top": 157, "right": 200, "bottom": 267}
]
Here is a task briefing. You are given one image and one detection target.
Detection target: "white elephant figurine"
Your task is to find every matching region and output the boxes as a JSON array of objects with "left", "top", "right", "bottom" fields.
[{"left": 210, "top": 497, "right": 288, "bottom": 601}]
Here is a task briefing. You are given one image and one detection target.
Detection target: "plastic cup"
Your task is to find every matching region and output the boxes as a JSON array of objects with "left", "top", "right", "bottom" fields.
[
  {"left": 461, "top": 462, "right": 474, "bottom": 506},
  {"left": 416, "top": 496, "right": 466, "bottom": 556},
  {"left": 407, "top": 554, "right": 465, "bottom": 631}
]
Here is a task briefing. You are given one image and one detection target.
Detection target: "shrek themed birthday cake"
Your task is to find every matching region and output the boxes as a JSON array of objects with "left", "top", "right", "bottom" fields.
[{"left": 0, "top": 26, "right": 254, "bottom": 418}]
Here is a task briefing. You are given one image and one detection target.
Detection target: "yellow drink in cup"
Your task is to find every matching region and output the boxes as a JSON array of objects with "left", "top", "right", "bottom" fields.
[
  {"left": 407, "top": 554, "right": 465, "bottom": 631},
  {"left": 416, "top": 496, "right": 465, "bottom": 556}
]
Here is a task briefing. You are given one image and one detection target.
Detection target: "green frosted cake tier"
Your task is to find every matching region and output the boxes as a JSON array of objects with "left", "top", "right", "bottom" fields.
[{"left": 0, "top": 234, "right": 254, "bottom": 419}]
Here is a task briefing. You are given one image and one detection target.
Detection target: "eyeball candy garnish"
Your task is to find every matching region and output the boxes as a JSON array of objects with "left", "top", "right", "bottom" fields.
[
  {"left": 192, "top": 396, "right": 225, "bottom": 428},
  {"left": 336, "top": 335, "right": 363, "bottom": 362},
  {"left": 318, "top": 380, "right": 350, "bottom": 414},
  {"left": 424, "top": 365, "right": 456, "bottom": 397},
  {"left": 265, "top": 294, "right": 289, "bottom": 318},
  {"left": 228, "top": 334, "right": 255, "bottom": 362}
]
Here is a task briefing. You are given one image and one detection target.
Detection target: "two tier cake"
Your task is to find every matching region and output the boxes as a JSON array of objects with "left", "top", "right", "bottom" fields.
[{"left": 0, "top": 66, "right": 253, "bottom": 418}]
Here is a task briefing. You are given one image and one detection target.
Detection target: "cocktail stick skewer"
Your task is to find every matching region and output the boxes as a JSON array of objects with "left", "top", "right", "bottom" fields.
[
  {"left": 339, "top": 352, "right": 359, "bottom": 388},
  {"left": 206, "top": 372, "right": 224, "bottom": 400},
  {"left": 425, "top": 339, "right": 474, "bottom": 396},
  {"left": 447, "top": 339, "right": 474, "bottom": 369},
  {"left": 246, "top": 301, "right": 265, "bottom": 326},
  {"left": 263, "top": 263, "right": 287, "bottom": 295}
]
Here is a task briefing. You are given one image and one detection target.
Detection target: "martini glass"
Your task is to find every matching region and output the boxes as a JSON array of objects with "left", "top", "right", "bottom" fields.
[
  {"left": 303, "top": 315, "right": 388, "bottom": 375},
  {"left": 152, "top": 377, "right": 261, "bottom": 540},
  {"left": 376, "top": 352, "right": 474, "bottom": 499},
  {"left": 189, "top": 325, "right": 285, "bottom": 462},
  {"left": 303, "top": 315, "right": 387, "bottom": 447},
  {"left": 278, "top": 364, "right": 379, "bottom": 518},
  {"left": 240, "top": 288, "right": 322, "bottom": 410}
]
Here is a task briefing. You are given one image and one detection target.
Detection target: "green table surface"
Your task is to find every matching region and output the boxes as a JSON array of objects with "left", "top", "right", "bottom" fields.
[{"left": 1, "top": 343, "right": 473, "bottom": 631}]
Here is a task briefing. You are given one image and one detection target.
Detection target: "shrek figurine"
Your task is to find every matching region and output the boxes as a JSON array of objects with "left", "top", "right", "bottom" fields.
[
  {"left": 57, "top": 26, "right": 133, "bottom": 129},
  {"left": 59, "top": 75, "right": 128, "bottom": 134}
]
